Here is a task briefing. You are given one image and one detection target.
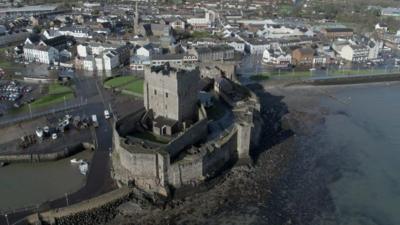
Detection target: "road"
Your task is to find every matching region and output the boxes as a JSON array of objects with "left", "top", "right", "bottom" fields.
[{"left": 0, "top": 72, "right": 117, "bottom": 225}]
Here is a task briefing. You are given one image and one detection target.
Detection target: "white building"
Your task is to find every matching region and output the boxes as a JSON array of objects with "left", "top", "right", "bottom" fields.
[
  {"left": 340, "top": 45, "right": 369, "bottom": 62},
  {"left": 257, "top": 24, "right": 312, "bottom": 39},
  {"left": 77, "top": 44, "right": 88, "bottom": 58},
  {"left": 103, "top": 51, "right": 119, "bottom": 70},
  {"left": 43, "top": 29, "right": 62, "bottom": 39},
  {"left": 136, "top": 46, "right": 152, "bottom": 57},
  {"left": 83, "top": 55, "right": 95, "bottom": 71},
  {"left": 24, "top": 44, "right": 59, "bottom": 64},
  {"left": 58, "top": 26, "right": 92, "bottom": 39},
  {"left": 367, "top": 39, "right": 383, "bottom": 59},
  {"left": 226, "top": 38, "right": 245, "bottom": 53},
  {"left": 187, "top": 10, "right": 215, "bottom": 29},
  {"left": 375, "top": 23, "right": 388, "bottom": 32},
  {"left": 262, "top": 48, "right": 291, "bottom": 66},
  {"left": 244, "top": 38, "right": 270, "bottom": 54}
]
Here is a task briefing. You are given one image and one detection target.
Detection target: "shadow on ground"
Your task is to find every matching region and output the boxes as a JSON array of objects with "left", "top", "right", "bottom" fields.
[{"left": 246, "top": 83, "right": 294, "bottom": 162}]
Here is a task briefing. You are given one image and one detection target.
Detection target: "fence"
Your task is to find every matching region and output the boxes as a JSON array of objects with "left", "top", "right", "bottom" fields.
[{"left": 0, "top": 99, "right": 88, "bottom": 128}]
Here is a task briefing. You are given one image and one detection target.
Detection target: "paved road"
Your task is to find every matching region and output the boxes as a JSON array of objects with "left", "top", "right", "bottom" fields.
[{"left": 0, "top": 73, "right": 117, "bottom": 225}]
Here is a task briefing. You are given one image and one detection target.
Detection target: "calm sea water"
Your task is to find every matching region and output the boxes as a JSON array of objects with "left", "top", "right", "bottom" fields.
[
  {"left": 319, "top": 83, "right": 400, "bottom": 225},
  {"left": 0, "top": 150, "right": 92, "bottom": 210},
  {"left": 260, "top": 82, "right": 400, "bottom": 225}
]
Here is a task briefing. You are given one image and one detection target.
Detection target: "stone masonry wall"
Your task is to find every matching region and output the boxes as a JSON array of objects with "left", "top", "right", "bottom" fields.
[{"left": 168, "top": 126, "right": 238, "bottom": 188}]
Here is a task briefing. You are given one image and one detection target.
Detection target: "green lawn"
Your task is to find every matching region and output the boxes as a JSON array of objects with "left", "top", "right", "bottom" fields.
[
  {"left": 191, "top": 31, "right": 212, "bottom": 39},
  {"left": 122, "top": 79, "right": 144, "bottom": 94},
  {"left": 330, "top": 69, "right": 396, "bottom": 76},
  {"left": 104, "top": 76, "right": 137, "bottom": 88},
  {"left": 132, "top": 131, "right": 170, "bottom": 144},
  {"left": 104, "top": 76, "right": 144, "bottom": 95},
  {"left": 0, "top": 60, "right": 16, "bottom": 69},
  {"left": 31, "top": 84, "right": 74, "bottom": 109},
  {"left": 251, "top": 68, "right": 399, "bottom": 81},
  {"left": 251, "top": 71, "right": 312, "bottom": 80}
]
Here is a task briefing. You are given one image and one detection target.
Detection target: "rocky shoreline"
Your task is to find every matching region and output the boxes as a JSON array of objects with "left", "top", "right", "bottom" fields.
[{"left": 100, "top": 82, "right": 309, "bottom": 225}]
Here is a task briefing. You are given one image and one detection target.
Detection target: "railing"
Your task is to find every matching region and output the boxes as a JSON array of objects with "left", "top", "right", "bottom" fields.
[{"left": 0, "top": 99, "right": 88, "bottom": 128}]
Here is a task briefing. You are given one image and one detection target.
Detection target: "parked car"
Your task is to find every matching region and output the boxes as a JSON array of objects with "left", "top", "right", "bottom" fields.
[{"left": 104, "top": 110, "right": 111, "bottom": 119}]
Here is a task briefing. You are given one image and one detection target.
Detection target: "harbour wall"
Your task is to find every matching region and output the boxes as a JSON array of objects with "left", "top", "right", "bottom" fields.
[
  {"left": 0, "top": 142, "right": 94, "bottom": 163},
  {"left": 302, "top": 73, "right": 400, "bottom": 86}
]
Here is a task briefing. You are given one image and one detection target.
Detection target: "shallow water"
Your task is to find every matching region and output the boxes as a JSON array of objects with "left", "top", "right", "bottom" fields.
[
  {"left": 0, "top": 150, "right": 92, "bottom": 210},
  {"left": 257, "top": 82, "right": 400, "bottom": 225},
  {"left": 318, "top": 83, "right": 400, "bottom": 225}
]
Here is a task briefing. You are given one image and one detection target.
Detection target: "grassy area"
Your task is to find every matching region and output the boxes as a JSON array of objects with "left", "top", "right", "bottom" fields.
[
  {"left": 30, "top": 92, "right": 74, "bottom": 109},
  {"left": 250, "top": 68, "right": 399, "bottom": 81},
  {"left": 250, "top": 71, "right": 312, "bottom": 80},
  {"left": 31, "top": 83, "right": 74, "bottom": 109},
  {"left": 122, "top": 79, "right": 144, "bottom": 94},
  {"left": 330, "top": 69, "right": 396, "bottom": 76},
  {"left": 104, "top": 76, "right": 144, "bottom": 95},
  {"left": 132, "top": 131, "right": 170, "bottom": 144},
  {"left": 0, "top": 60, "right": 16, "bottom": 69},
  {"left": 104, "top": 76, "right": 137, "bottom": 88},
  {"left": 191, "top": 31, "right": 212, "bottom": 39},
  {"left": 278, "top": 4, "right": 294, "bottom": 15},
  {"left": 10, "top": 83, "right": 74, "bottom": 114}
]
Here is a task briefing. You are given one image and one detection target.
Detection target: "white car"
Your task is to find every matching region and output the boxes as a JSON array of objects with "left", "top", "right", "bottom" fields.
[
  {"left": 52, "top": 133, "right": 58, "bottom": 140},
  {"left": 104, "top": 110, "right": 111, "bottom": 119}
]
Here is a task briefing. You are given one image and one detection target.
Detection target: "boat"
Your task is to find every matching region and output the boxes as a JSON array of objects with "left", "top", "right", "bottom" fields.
[
  {"left": 70, "top": 158, "right": 83, "bottom": 164},
  {"left": 79, "top": 162, "right": 89, "bottom": 176}
]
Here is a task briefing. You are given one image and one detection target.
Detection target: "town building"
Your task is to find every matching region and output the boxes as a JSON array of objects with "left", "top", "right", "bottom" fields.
[
  {"left": 58, "top": 26, "right": 93, "bottom": 39},
  {"left": 243, "top": 38, "right": 270, "bottom": 54},
  {"left": 193, "top": 45, "right": 235, "bottom": 62},
  {"left": 321, "top": 28, "right": 354, "bottom": 39},
  {"left": 262, "top": 48, "right": 291, "bottom": 66},
  {"left": 291, "top": 47, "right": 314, "bottom": 66},
  {"left": 24, "top": 44, "right": 59, "bottom": 64},
  {"left": 225, "top": 37, "right": 246, "bottom": 53},
  {"left": 150, "top": 54, "right": 198, "bottom": 67},
  {"left": 186, "top": 10, "right": 215, "bottom": 29},
  {"left": 0, "top": 5, "right": 63, "bottom": 17},
  {"left": 340, "top": 45, "right": 369, "bottom": 62}
]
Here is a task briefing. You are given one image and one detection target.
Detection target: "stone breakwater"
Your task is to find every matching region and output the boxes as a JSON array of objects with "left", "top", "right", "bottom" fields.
[
  {"left": 25, "top": 187, "right": 156, "bottom": 225},
  {"left": 302, "top": 73, "right": 400, "bottom": 85},
  {"left": 0, "top": 142, "right": 94, "bottom": 163}
]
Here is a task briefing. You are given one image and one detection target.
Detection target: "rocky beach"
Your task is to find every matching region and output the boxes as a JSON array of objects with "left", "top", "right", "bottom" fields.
[{"left": 102, "top": 80, "right": 337, "bottom": 225}]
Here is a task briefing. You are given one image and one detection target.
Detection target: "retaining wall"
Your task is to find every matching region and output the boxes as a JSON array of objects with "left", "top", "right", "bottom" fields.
[
  {"left": 25, "top": 187, "right": 133, "bottom": 225},
  {"left": 303, "top": 73, "right": 400, "bottom": 85},
  {"left": 0, "top": 142, "right": 93, "bottom": 163}
]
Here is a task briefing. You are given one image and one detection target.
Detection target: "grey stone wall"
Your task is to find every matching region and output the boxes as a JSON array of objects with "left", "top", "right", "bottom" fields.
[
  {"left": 164, "top": 117, "right": 208, "bottom": 158},
  {"left": 0, "top": 143, "right": 89, "bottom": 163},
  {"left": 168, "top": 126, "right": 238, "bottom": 188}
]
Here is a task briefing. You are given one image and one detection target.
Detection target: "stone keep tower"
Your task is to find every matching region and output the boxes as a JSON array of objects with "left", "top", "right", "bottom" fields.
[{"left": 144, "top": 64, "right": 200, "bottom": 124}]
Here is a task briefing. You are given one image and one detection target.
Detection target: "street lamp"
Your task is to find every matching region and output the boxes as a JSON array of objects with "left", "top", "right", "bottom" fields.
[
  {"left": 65, "top": 193, "right": 69, "bottom": 206},
  {"left": 28, "top": 103, "right": 32, "bottom": 119},
  {"left": 5, "top": 214, "right": 9, "bottom": 225}
]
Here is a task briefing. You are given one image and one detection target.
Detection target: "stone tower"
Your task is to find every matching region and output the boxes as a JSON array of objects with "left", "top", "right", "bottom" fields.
[{"left": 144, "top": 63, "right": 200, "bottom": 125}]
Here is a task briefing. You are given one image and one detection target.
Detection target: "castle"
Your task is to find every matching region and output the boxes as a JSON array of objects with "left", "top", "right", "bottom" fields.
[{"left": 111, "top": 63, "right": 261, "bottom": 196}]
